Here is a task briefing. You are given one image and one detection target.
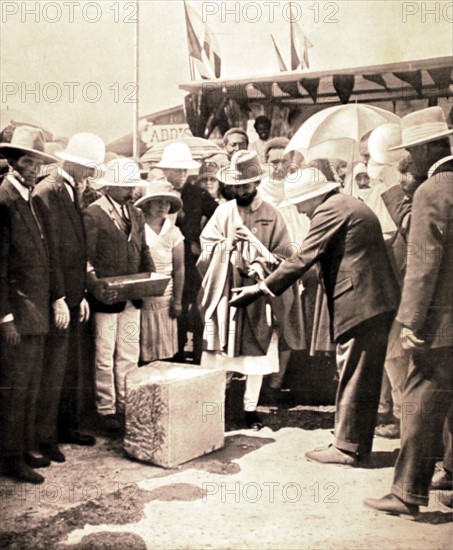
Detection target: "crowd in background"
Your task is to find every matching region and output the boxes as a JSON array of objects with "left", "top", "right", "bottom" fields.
[{"left": 0, "top": 107, "right": 451, "bottom": 517}]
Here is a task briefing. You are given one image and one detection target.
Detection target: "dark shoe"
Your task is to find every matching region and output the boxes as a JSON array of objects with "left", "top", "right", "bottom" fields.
[
  {"left": 438, "top": 491, "right": 453, "bottom": 508},
  {"left": 24, "top": 451, "right": 51, "bottom": 469},
  {"left": 39, "top": 443, "right": 66, "bottom": 463},
  {"left": 102, "top": 414, "right": 121, "bottom": 433},
  {"left": 59, "top": 430, "right": 96, "bottom": 446},
  {"left": 244, "top": 411, "right": 263, "bottom": 431},
  {"left": 363, "top": 494, "right": 419, "bottom": 516},
  {"left": 6, "top": 459, "right": 45, "bottom": 484},
  {"left": 431, "top": 465, "right": 453, "bottom": 490},
  {"left": 305, "top": 444, "right": 358, "bottom": 467},
  {"left": 374, "top": 423, "right": 400, "bottom": 439}
]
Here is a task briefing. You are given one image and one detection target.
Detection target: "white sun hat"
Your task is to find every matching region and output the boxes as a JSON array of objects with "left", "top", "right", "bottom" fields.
[
  {"left": 155, "top": 142, "right": 201, "bottom": 170},
  {"left": 56, "top": 132, "right": 105, "bottom": 167},
  {"left": 280, "top": 168, "right": 339, "bottom": 207},
  {"left": 94, "top": 157, "right": 149, "bottom": 188}
]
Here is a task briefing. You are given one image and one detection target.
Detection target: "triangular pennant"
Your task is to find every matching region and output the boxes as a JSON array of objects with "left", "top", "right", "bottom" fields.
[
  {"left": 333, "top": 74, "right": 355, "bottom": 104},
  {"left": 393, "top": 70, "right": 423, "bottom": 97},
  {"left": 299, "top": 78, "right": 320, "bottom": 103},
  {"left": 363, "top": 74, "right": 388, "bottom": 88},
  {"left": 428, "top": 68, "right": 452, "bottom": 94},
  {"left": 278, "top": 82, "right": 302, "bottom": 97},
  {"left": 271, "top": 34, "right": 288, "bottom": 72}
]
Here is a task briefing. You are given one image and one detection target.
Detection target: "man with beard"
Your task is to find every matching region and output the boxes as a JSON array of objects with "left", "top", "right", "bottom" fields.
[
  {"left": 83, "top": 158, "right": 154, "bottom": 433},
  {"left": 156, "top": 142, "right": 218, "bottom": 364},
  {"left": 0, "top": 127, "right": 56, "bottom": 483},
  {"left": 198, "top": 150, "right": 305, "bottom": 429}
]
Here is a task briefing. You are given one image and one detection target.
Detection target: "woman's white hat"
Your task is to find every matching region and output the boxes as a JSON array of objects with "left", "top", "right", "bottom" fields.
[
  {"left": 280, "top": 168, "right": 339, "bottom": 207},
  {"left": 56, "top": 132, "right": 105, "bottom": 167},
  {"left": 155, "top": 142, "right": 201, "bottom": 170},
  {"left": 388, "top": 107, "right": 453, "bottom": 151},
  {"left": 135, "top": 180, "right": 183, "bottom": 213},
  {"left": 217, "top": 150, "right": 265, "bottom": 185},
  {"left": 95, "top": 157, "right": 149, "bottom": 188},
  {"left": 368, "top": 123, "right": 406, "bottom": 165}
]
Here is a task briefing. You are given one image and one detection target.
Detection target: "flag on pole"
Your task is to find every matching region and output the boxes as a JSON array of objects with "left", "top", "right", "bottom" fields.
[
  {"left": 271, "top": 34, "right": 288, "bottom": 72},
  {"left": 183, "top": 1, "right": 213, "bottom": 79},
  {"left": 290, "top": 4, "right": 313, "bottom": 70},
  {"left": 203, "top": 24, "right": 221, "bottom": 78}
]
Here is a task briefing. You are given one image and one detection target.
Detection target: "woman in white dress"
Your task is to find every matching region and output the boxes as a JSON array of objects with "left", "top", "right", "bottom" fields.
[{"left": 135, "top": 181, "right": 184, "bottom": 362}]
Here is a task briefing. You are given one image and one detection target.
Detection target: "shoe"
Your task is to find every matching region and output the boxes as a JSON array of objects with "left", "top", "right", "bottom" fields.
[
  {"left": 59, "top": 430, "right": 96, "bottom": 446},
  {"left": 244, "top": 411, "right": 263, "bottom": 431},
  {"left": 5, "top": 459, "right": 45, "bottom": 484},
  {"left": 102, "top": 414, "right": 121, "bottom": 433},
  {"left": 305, "top": 444, "right": 358, "bottom": 467},
  {"left": 438, "top": 491, "right": 453, "bottom": 508},
  {"left": 374, "top": 423, "right": 400, "bottom": 439},
  {"left": 431, "top": 466, "right": 453, "bottom": 490},
  {"left": 24, "top": 451, "right": 51, "bottom": 469},
  {"left": 39, "top": 443, "right": 66, "bottom": 463},
  {"left": 363, "top": 494, "right": 419, "bottom": 516}
]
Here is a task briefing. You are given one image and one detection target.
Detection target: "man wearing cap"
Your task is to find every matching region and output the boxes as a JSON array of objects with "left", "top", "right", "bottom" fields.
[
  {"left": 231, "top": 164, "right": 399, "bottom": 463},
  {"left": 156, "top": 142, "right": 218, "bottom": 364},
  {"left": 198, "top": 150, "right": 305, "bottom": 429},
  {"left": 365, "top": 106, "right": 453, "bottom": 516},
  {"left": 83, "top": 158, "right": 154, "bottom": 433},
  {"left": 0, "top": 126, "right": 55, "bottom": 483},
  {"left": 32, "top": 132, "right": 105, "bottom": 461}
]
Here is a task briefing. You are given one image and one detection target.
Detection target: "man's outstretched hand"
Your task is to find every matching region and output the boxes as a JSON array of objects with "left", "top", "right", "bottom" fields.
[{"left": 229, "top": 284, "right": 264, "bottom": 307}]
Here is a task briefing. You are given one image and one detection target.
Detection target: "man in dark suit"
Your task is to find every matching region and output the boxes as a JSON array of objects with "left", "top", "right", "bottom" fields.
[
  {"left": 365, "top": 107, "right": 453, "bottom": 516},
  {"left": 0, "top": 126, "right": 56, "bottom": 483},
  {"left": 83, "top": 158, "right": 155, "bottom": 433},
  {"left": 231, "top": 167, "right": 400, "bottom": 466},
  {"left": 32, "top": 133, "right": 105, "bottom": 462},
  {"left": 156, "top": 142, "right": 218, "bottom": 363}
]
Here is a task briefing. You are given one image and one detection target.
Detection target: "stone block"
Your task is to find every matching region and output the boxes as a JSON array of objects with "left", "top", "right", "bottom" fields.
[{"left": 124, "top": 362, "right": 225, "bottom": 468}]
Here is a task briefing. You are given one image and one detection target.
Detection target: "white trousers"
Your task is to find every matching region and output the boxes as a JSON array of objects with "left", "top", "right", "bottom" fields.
[
  {"left": 94, "top": 302, "right": 140, "bottom": 416},
  {"left": 226, "top": 372, "right": 263, "bottom": 412}
]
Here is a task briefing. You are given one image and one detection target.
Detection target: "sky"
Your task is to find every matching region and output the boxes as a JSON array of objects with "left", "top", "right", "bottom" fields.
[{"left": 1, "top": 0, "right": 452, "bottom": 143}]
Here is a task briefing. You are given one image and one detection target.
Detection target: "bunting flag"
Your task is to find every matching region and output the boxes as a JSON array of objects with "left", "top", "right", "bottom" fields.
[
  {"left": 299, "top": 77, "right": 320, "bottom": 103},
  {"left": 362, "top": 74, "right": 388, "bottom": 89},
  {"left": 183, "top": 1, "right": 216, "bottom": 80},
  {"left": 427, "top": 67, "right": 452, "bottom": 94},
  {"left": 333, "top": 74, "right": 355, "bottom": 104},
  {"left": 203, "top": 23, "right": 221, "bottom": 78},
  {"left": 271, "top": 34, "right": 288, "bottom": 72},
  {"left": 290, "top": 4, "right": 313, "bottom": 70},
  {"left": 393, "top": 70, "right": 423, "bottom": 97}
]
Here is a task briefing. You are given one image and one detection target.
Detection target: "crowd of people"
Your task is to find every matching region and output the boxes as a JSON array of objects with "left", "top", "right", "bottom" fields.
[{"left": 0, "top": 107, "right": 451, "bottom": 518}]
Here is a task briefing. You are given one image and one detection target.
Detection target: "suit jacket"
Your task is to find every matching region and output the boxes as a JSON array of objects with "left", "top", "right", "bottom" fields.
[
  {"left": 396, "top": 160, "right": 453, "bottom": 348},
  {"left": 32, "top": 170, "right": 87, "bottom": 308},
  {"left": 265, "top": 191, "right": 400, "bottom": 341},
  {"left": 0, "top": 178, "right": 50, "bottom": 335},
  {"left": 83, "top": 195, "right": 155, "bottom": 313},
  {"left": 178, "top": 183, "right": 218, "bottom": 247}
]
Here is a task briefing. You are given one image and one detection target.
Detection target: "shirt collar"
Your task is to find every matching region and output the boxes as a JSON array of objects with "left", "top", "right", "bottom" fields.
[
  {"left": 427, "top": 155, "right": 453, "bottom": 178},
  {"left": 57, "top": 166, "right": 76, "bottom": 186},
  {"left": 7, "top": 173, "right": 30, "bottom": 201}
]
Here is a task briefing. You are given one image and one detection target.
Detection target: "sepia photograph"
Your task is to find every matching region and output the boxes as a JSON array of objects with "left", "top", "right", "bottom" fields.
[{"left": 0, "top": 1, "right": 452, "bottom": 548}]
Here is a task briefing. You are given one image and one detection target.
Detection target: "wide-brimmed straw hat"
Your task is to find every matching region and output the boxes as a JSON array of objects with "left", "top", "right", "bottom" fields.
[
  {"left": 155, "top": 142, "right": 201, "bottom": 170},
  {"left": 217, "top": 150, "right": 265, "bottom": 185},
  {"left": 280, "top": 168, "right": 339, "bottom": 206},
  {"left": 0, "top": 126, "right": 58, "bottom": 164},
  {"left": 368, "top": 123, "right": 406, "bottom": 165},
  {"left": 388, "top": 107, "right": 453, "bottom": 151},
  {"left": 135, "top": 180, "right": 182, "bottom": 213},
  {"left": 56, "top": 132, "right": 105, "bottom": 167},
  {"left": 95, "top": 157, "right": 149, "bottom": 188}
]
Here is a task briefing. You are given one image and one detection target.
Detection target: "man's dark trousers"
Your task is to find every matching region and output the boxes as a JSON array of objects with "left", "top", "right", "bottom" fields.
[
  {"left": 391, "top": 347, "right": 453, "bottom": 505},
  {"left": 335, "top": 313, "right": 394, "bottom": 456}
]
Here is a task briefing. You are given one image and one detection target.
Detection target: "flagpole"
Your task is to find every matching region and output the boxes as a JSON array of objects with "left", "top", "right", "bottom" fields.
[
  {"left": 133, "top": 0, "right": 140, "bottom": 159},
  {"left": 184, "top": 0, "right": 195, "bottom": 80}
]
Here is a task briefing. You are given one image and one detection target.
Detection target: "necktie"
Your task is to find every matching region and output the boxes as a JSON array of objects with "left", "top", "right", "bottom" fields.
[{"left": 121, "top": 205, "right": 131, "bottom": 235}]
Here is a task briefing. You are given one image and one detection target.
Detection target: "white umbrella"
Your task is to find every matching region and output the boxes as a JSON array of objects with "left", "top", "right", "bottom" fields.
[{"left": 285, "top": 104, "right": 400, "bottom": 156}]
